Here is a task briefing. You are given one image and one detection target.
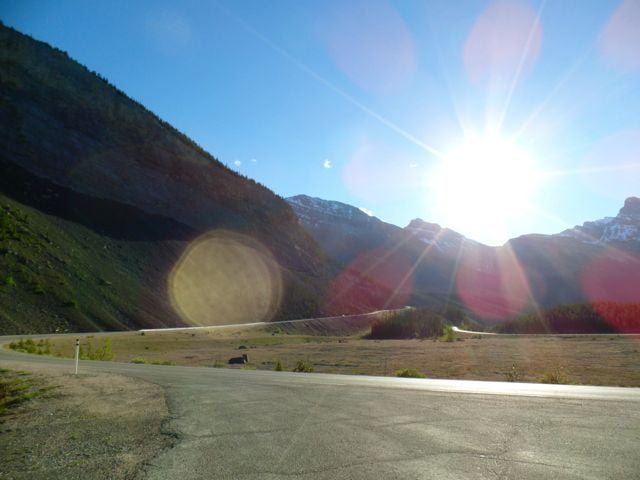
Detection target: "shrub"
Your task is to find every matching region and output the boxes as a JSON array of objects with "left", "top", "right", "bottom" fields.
[
  {"left": 3, "top": 275, "right": 16, "bottom": 287},
  {"left": 274, "top": 359, "right": 283, "bottom": 371},
  {"left": 537, "top": 368, "right": 567, "bottom": 384},
  {"left": 5, "top": 339, "right": 49, "bottom": 354},
  {"left": 130, "top": 357, "right": 148, "bottom": 364},
  {"left": 25, "top": 339, "right": 36, "bottom": 353},
  {"left": 369, "top": 308, "right": 445, "bottom": 339},
  {"left": 79, "top": 338, "right": 113, "bottom": 361},
  {"left": 292, "top": 360, "right": 314, "bottom": 373},
  {"left": 96, "top": 337, "right": 113, "bottom": 361},
  {"left": 504, "top": 363, "right": 522, "bottom": 382},
  {"left": 396, "top": 368, "right": 426, "bottom": 378},
  {"left": 440, "top": 325, "right": 456, "bottom": 342},
  {"left": 151, "top": 359, "right": 175, "bottom": 366}
]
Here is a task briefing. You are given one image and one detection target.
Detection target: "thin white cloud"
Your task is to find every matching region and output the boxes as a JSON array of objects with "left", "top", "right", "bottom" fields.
[
  {"left": 233, "top": 160, "right": 242, "bottom": 166},
  {"left": 323, "top": 159, "right": 333, "bottom": 169},
  {"left": 409, "top": 163, "right": 418, "bottom": 168},
  {"left": 250, "top": 158, "right": 257, "bottom": 163},
  {"left": 359, "top": 207, "right": 374, "bottom": 216}
]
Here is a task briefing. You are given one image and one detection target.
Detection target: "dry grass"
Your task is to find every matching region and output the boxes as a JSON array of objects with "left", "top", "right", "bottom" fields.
[
  {"left": 35, "top": 329, "right": 640, "bottom": 387},
  {"left": 0, "top": 363, "right": 169, "bottom": 479}
]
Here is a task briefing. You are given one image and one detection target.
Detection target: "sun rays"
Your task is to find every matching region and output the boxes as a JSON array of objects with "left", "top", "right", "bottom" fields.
[
  {"left": 217, "top": 0, "right": 638, "bottom": 321},
  {"left": 428, "top": 134, "right": 540, "bottom": 245}
]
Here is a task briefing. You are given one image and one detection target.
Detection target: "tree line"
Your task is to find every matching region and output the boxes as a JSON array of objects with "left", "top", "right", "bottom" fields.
[
  {"left": 369, "top": 305, "right": 476, "bottom": 339},
  {"left": 495, "top": 302, "right": 640, "bottom": 334}
]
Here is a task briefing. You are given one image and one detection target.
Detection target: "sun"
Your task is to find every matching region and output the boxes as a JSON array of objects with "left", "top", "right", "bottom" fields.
[{"left": 429, "top": 135, "right": 540, "bottom": 244}]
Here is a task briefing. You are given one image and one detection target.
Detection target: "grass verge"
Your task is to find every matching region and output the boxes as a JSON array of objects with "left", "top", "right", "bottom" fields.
[{"left": 0, "top": 368, "right": 58, "bottom": 416}]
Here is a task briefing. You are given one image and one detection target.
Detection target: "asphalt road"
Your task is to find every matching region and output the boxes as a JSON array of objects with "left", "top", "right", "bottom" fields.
[{"left": 2, "top": 343, "right": 640, "bottom": 479}]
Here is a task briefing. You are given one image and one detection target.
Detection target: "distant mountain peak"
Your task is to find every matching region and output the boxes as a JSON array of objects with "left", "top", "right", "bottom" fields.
[
  {"left": 404, "top": 218, "right": 468, "bottom": 251},
  {"left": 406, "top": 218, "right": 442, "bottom": 230},
  {"left": 619, "top": 196, "right": 640, "bottom": 219},
  {"left": 286, "top": 195, "right": 375, "bottom": 223},
  {"left": 557, "top": 196, "right": 640, "bottom": 244},
  {"left": 288, "top": 195, "right": 478, "bottom": 259}
]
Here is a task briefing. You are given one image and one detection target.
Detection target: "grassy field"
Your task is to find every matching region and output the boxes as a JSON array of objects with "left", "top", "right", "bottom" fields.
[{"left": 17, "top": 327, "right": 640, "bottom": 387}]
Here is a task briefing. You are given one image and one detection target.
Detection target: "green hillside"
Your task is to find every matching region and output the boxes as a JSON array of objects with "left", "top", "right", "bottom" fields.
[
  {"left": 0, "top": 24, "right": 396, "bottom": 334},
  {"left": 0, "top": 157, "right": 190, "bottom": 333}
]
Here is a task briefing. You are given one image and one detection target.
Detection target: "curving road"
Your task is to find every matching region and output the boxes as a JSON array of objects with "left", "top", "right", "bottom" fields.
[
  {"left": 2, "top": 339, "right": 640, "bottom": 479},
  {"left": 451, "top": 325, "right": 640, "bottom": 337}
]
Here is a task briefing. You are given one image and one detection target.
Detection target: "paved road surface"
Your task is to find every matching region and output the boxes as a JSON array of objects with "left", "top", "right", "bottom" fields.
[{"left": 2, "top": 342, "right": 640, "bottom": 479}]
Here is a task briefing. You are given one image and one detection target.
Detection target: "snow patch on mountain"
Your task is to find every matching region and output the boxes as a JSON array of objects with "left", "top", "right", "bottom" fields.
[{"left": 287, "top": 195, "right": 377, "bottom": 227}]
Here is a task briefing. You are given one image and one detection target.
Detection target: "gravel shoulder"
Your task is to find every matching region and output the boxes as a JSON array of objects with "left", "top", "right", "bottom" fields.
[{"left": 0, "top": 362, "right": 172, "bottom": 480}]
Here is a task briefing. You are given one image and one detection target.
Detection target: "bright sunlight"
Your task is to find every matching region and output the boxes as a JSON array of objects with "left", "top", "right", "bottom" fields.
[{"left": 430, "top": 135, "right": 540, "bottom": 244}]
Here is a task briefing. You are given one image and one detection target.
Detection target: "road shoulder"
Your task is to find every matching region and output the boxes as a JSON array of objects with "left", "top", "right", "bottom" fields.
[{"left": 0, "top": 362, "right": 172, "bottom": 479}]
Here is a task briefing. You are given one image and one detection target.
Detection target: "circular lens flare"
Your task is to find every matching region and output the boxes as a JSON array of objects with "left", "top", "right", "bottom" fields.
[
  {"left": 168, "top": 231, "right": 282, "bottom": 327},
  {"left": 456, "top": 247, "right": 531, "bottom": 321}
]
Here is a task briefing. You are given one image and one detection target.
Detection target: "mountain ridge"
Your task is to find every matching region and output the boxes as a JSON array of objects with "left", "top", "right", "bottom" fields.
[
  {"left": 0, "top": 24, "right": 391, "bottom": 333},
  {"left": 289, "top": 193, "right": 640, "bottom": 248},
  {"left": 556, "top": 196, "right": 640, "bottom": 244},
  {"left": 0, "top": 23, "right": 326, "bottom": 276},
  {"left": 288, "top": 193, "right": 640, "bottom": 321}
]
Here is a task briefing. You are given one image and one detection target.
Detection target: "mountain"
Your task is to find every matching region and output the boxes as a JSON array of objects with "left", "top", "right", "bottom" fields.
[
  {"left": 288, "top": 194, "right": 640, "bottom": 323},
  {"left": 287, "top": 195, "right": 491, "bottom": 310},
  {"left": 3, "top": 24, "right": 637, "bottom": 333},
  {"left": 404, "top": 218, "right": 480, "bottom": 253},
  {"left": 503, "top": 196, "right": 640, "bottom": 312},
  {"left": 286, "top": 195, "right": 483, "bottom": 261},
  {"left": 286, "top": 195, "right": 399, "bottom": 264},
  {"left": 0, "top": 24, "right": 389, "bottom": 334},
  {"left": 556, "top": 197, "right": 640, "bottom": 245}
]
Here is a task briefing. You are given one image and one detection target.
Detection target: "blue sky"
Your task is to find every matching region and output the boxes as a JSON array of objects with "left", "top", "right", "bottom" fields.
[{"left": 2, "top": 0, "right": 639, "bottom": 245}]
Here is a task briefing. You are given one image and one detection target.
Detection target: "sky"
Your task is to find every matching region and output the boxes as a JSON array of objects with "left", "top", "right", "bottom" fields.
[{"left": 1, "top": 0, "right": 639, "bottom": 245}]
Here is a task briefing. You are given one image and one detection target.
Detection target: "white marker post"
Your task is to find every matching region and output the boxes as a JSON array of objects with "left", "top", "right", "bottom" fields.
[{"left": 74, "top": 338, "right": 80, "bottom": 375}]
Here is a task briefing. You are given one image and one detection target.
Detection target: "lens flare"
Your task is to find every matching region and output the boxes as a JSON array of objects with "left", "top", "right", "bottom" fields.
[
  {"left": 321, "top": 0, "right": 417, "bottom": 95},
  {"left": 324, "top": 248, "right": 414, "bottom": 314},
  {"left": 463, "top": 0, "right": 542, "bottom": 87},
  {"left": 599, "top": 0, "right": 640, "bottom": 71},
  {"left": 582, "top": 250, "right": 640, "bottom": 305},
  {"left": 456, "top": 248, "right": 531, "bottom": 321},
  {"left": 582, "top": 250, "right": 640, "bottom": 333},
  {"left": 168, "top": 231, "right": 282, "bottom": 327}
]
